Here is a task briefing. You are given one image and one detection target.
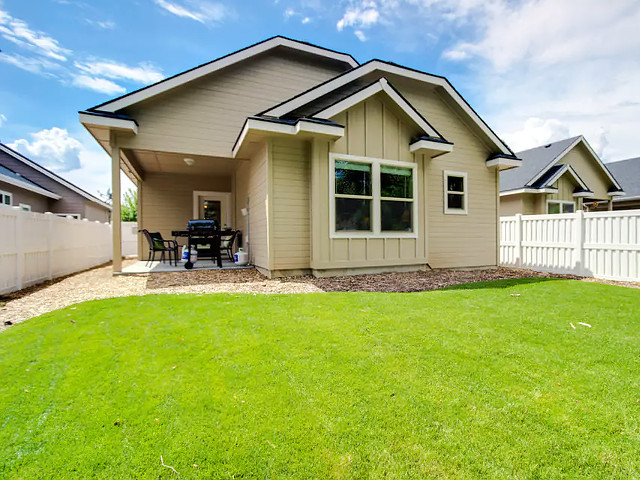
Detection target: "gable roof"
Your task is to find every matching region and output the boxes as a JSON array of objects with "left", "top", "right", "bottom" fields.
[
  {"left": 0, "top": 164, "right": 61, "bottom": 200},
  {"left": 310, "top": 77, "right": 444, "bottom": 140},
  {"left": 260, "top": 59, "right": 514, "bottom": 156},
  {"left": 90, "top": 36, "right": 359, "bottom": 113},
  {"left": 0, "top": 143, "right": 111, "bottom": 209},
  {"left": 500, "top": 135, "right": 623, "bottom": 193},
  {"left": 607, "top": 157, "right": 640, "bottom": 201}
]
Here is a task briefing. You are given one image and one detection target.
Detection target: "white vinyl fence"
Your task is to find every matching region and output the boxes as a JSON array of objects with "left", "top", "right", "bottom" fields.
[
  {"left": 121, "top": 221, "right": 139, "bottom": 258},
  {"left": 500, "top": 210, "right": 640, "bottom": 282},
  {"left": 0, "top": 207, "right": 112, "bottom": 295}
]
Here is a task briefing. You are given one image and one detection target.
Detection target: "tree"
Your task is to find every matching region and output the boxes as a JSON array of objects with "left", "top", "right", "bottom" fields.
[{"left": 121, "top": 188, "right": 137, "bottom": 222}]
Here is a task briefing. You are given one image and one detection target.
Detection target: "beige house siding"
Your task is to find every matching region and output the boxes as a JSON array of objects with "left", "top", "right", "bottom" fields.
[
  {"left": 0, "top": 180, "right": 50, "bottom": 213},
  {"left": 270, "top": 138, "right": 311, "bottom": 271},
  {"left": 394, "top": 79, "right": 498, "bottom": 268},
  {"left": 500, "top": 195, "right": 523, "bottom": 216},
  {"left": 548, "top": 174, "right": 583, "bottom": 211},
  {"left": 311, "top": 95, "right": 429, "bottom": 273},
  {"left": 561, "top": 143, "right": 613, "bottom": 200},
  {"left": 245, "top": 143, "right": 269, "bottom": 270},
  {"left": 117, "top": 50, "right": 349, "bottom": 158},
  {"left": 83, "top": 203, "right": 110, "bottom": 222},
  {"left": 139, "top": 172, "right": 231, "bottom": 243}
]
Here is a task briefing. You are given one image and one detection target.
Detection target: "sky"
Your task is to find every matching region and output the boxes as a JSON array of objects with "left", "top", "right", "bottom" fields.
[{"left": 1, "top": 0, "right": 639, "bottom": 198}]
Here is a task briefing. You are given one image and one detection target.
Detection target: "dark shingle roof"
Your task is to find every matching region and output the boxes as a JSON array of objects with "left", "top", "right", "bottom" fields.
[
  {"left": 500, "top": 136, "right": 581, "bottom": 192},
  {"left": 607, "top": 157, "right": 640, "bottom": 200},
  {"left": 0, "top": 164, "right": 56, "bottom": 195}
]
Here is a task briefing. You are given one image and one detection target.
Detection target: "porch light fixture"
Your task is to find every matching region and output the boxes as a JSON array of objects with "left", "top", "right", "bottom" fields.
[{"left": 184, "top": 157, "right": 195, "bottom": 167}]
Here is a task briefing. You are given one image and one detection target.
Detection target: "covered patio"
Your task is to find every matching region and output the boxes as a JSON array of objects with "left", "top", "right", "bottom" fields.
[{"left": 79, "top": 112, "right": 252, "bottom": 274}]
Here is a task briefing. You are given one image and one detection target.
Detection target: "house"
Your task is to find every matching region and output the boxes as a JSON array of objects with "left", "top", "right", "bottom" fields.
[
  {"left": 500, "top": 136, "right": 624, "bottom": 216},
  {"left": 0, "top": 143, "right": 112, "bottom": 221},
  {"left": 599, "top": 157, "right": 640, "bottom": 210},
  {"left": 79, "top": 36, "right": 521, "bottom": 277}
]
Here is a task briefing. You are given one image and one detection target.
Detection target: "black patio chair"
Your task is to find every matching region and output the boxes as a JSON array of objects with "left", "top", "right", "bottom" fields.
[
  {"left": 220, "top": 230, "right": 239, "bottom": 261},
  {"left": 139, "top": 229, "right": 179, "bottom": 266}
]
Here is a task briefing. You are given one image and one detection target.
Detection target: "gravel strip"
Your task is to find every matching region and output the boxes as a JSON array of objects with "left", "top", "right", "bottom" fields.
[{"left": 1, "top": 260, "right": 631, "bottom": 332}]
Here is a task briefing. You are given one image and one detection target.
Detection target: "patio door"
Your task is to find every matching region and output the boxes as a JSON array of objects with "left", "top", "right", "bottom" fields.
[{"left": 193, "top": 191, "right": 232, "bottom": 228}]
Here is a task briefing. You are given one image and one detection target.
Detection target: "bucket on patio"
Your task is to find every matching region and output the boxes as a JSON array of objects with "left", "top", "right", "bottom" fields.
[
  {"left": 234, "top": 248, "right": 249, "bottom": 266},
  {"left": 181, "top": 246, "right": 197, "bottom": 264}
]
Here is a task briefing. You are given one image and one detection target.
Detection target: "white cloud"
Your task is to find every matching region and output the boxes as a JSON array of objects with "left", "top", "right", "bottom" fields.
[
  {"left": 502, "top": 118, "right": 572, "bottom": 153},
  {"left": 336, "top": 3, "right": 379, "bottom": 31},
  {"left": 74, "top": 60, "right": 164, "bottom": 84},
  {"left": 9, "top": 128, "right": 84, "bottom": 173},
  {"left": 0, "top": 113, "right": 6, "bottom": 127},
  {"left": 301, "top": 16, "right": 310, "bottom": 24},
  {"left": 0, "top": 52, "right": 62, "bottom": 75},
  {"left": 354, "top": 29, "right": 366, "bottom": 41},
  {"left": 284, "top": 8, "right": 296, "bottom": 18},
  {"left": 71, "top": 74, "right": 126, "bottom": 95},
  {"left": 0, "top": 9, "right": 70, "bottom": 61},
  {"left": 154, "top": 0, "right": 229, "bottom": 23},
  {"left": 85, "top": 19, "right": 116, "bottom": 30}
]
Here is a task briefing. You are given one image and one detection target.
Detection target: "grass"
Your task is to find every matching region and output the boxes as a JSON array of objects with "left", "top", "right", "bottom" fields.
[{"left": 1, "top": 278, "right": 640, "bottom": 479}]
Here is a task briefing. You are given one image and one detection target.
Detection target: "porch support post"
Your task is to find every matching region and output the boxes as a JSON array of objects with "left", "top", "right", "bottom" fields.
[
  {"left": 110, "top": 131, "right": 122, "bottom": 273},
  {"left": 608, "top": 197, "right": 614, "bottom": 211}
]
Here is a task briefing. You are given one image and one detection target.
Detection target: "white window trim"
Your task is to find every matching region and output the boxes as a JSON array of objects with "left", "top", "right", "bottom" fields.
[
  {"left": 444, "top": 170, "right": 468, "bottom": 215},
  {"left": 546, "top": 199, "right": 575, "bottom": 214},
  {"left": 55, "top": 213, "right": 81, "bottom": 219},
  {"left": 19, "top": 203, "right": 31, "bottom": 211},
  {"left": 329, "top": 153, "right": 418, "bottom": 239},
  {"left": 0, "top": 189, "right": 12, "bottom": 207}
]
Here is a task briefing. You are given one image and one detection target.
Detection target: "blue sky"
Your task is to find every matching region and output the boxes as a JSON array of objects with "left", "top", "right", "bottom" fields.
[{"left": 1, "top": 0, "right": 639, "bottom": 197}]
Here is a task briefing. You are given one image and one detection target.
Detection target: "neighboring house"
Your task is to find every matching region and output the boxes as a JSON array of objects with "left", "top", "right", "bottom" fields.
[
  {"left": 80, "top": 36, "right": 521, "bottom": 277},
  {"left": 0, "top": 143, "right": 111, "bottom": 221},
  {"left": 500, "top": 136, "right": 624, "bottom": 216},
  {"left": 600, "top": 157, "right": 640, "bottom": 210}
]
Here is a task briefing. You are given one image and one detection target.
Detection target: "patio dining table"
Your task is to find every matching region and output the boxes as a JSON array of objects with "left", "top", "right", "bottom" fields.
[{"left": 171, "top": 228, "right": 234, "bottom": 269}]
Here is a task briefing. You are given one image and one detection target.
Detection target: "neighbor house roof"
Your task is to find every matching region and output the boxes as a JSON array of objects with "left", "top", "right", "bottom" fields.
[
  {"left": 607, "top": 157, "right": 640, "bottom": 201},
  {"left": 0, "top": 143, "right": 111, "bottom": 209},
  {"left": 88, "top": 36, "right": 359, "bottom": 113},
  {"left": 500, "top": 135, "right": 622, "bottom": 194},
  {"left": 0, "top": 164, "right": 62, "bottom": 199}
]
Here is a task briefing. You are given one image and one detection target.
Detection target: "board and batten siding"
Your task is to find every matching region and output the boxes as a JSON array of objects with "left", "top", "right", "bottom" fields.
[
  {"left": 394, "top": 78, "right": 499, "bottom": 268},
  {"left": 117, "top": 49, "right": 349, "bottom": 158},
  {"left": 548, "top": 174, "right": 583, "bottom": 211},
  {"left": 311, "top": 94, "right": 430, "bottom": 272},
  {"left": 270, "top": 138, "right": 311, "bottom": 272},
  {"left": 561, "top": 143, "right": 614, "bottom": 200}
]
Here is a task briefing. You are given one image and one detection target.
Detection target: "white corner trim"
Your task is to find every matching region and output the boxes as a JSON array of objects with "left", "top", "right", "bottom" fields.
[
  {"left": 328, "top": 153, "right": 418, "bottom": 239},
  {"left": 410, "top": 138, "right": 453, "bottom": 155},
  {"left": 313, "top": 78, "right": 439, "bottom": 138},
  {"left": 0, "top": 144, "right": 111, "bottom": 210},
  {"left": 79, "top": 112, "right": 138, "bottom": 134},
  {"left": 0, "top": 172, "right": 62, "bottom": 199},
  {"left": 232, "top": 118, "right": 344, "bottom": 158},
  {"left": 443, "top": 170, "right": 468, "bottom": 215},
  {"left": 94, "top": 37, "right": 358, "bottom": 113},
  {"left": 264, "top": 60, "right": 512, "bottom": 155},
  {"left": 500, "top": 187, "right": 559, "bottom": 196},
  {"left": 485, "top": 157, "right": 521, "bottom": 170}
]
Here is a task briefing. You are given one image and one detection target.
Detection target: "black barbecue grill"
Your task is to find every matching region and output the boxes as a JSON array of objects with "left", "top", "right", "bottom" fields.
[{"left": 172, "top": 219, "right": 229, "bottom": 269}]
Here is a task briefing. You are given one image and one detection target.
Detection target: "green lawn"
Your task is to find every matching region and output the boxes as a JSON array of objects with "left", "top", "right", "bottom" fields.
[{"left": 1, "top": 279, "right": 639, "bottom": 479}]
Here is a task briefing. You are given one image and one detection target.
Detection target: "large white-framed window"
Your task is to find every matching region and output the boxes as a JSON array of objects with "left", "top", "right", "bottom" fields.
[
  {"left": 0, "top": 190, "right": 12, "bottom": 207},
  {"left": 329, "top": 153, "right": 418, "bottom": 239},
  {"left": 444, "top": 170, "right": 468, "bottom": 215},
  {"left": 547, "top": 200, "right": 575, "bottom": 214}
]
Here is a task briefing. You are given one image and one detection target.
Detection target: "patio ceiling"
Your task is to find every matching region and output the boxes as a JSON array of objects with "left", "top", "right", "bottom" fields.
[{"left": 126, "top": 149, "right": 238, "bottom": 176}]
